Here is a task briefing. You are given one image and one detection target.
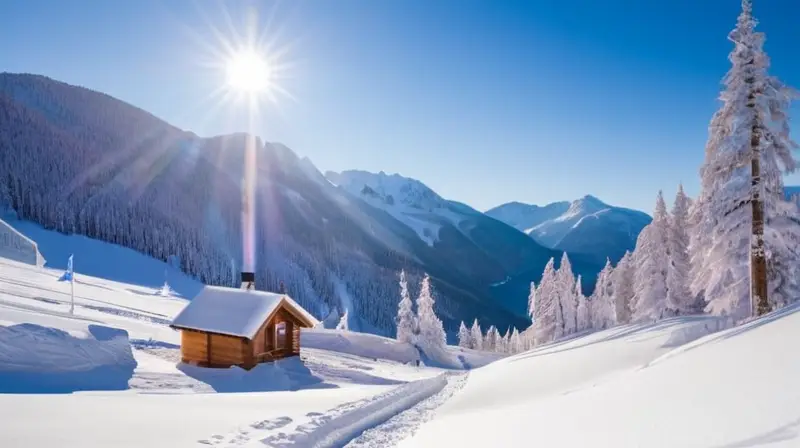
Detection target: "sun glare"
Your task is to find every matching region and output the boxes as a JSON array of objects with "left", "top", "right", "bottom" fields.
[{"left": 225, "top": 50, "right": 272, "bottom": 94}]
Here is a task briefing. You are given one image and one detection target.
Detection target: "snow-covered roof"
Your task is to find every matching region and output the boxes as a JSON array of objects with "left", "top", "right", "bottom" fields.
[{"left": 170, "top": 285, "right": 319, "bottom": 339}]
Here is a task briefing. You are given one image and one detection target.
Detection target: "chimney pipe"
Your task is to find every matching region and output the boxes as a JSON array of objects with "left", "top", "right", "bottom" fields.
[
  {"left": 240, "top": 134, "right": 257, "bottom": 291},
  {"left": 241, "top": 271, "right": 255, "bottom": 291}
]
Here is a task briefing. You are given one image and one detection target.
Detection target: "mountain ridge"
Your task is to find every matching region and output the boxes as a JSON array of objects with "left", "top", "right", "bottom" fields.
[
  {"left": 0, "top": 72, "right": 602, "bottom": 338},
  {"left": 487, "top": 196, "right": 652, "bottom": 265}
]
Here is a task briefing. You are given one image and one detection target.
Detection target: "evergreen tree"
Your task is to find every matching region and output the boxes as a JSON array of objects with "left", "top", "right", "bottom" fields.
[
  {"left": 500, "top": 328, "right": 511, "bottom": 353},
  {"left": 470, "top": 319, "right": 483, "bottom": 351},
  {"left": 575, "top": 275, "right": 590, "bottom": 331},
  {"left": 510, "top": 327, "right": 521, "bottom": 354},
  {"left": 528, "top": 281, "right": 537, "bottom": 321},
  {"left": 612, "top": 250, "right": 635, "bottom": 324},
  {"left": 457, "top": 321, "right": 472, "bottom": 349},
  {"left": 693, "top": 0, "right": 800, "bottom": 319},
  {"left": 632, "top": 192, "right": 670, "bottom": 322},
  {"left": 484, "top": 325, "right": 499, "bottom": 351},
  {"left": 396, "top": 270, "right": 416, "bottom": 344},
  {"left": 592, "top": 259, "right": 617, "bottom": 329},
  {"left": 336, "top": 309, "right": 349, "bottom": 331},
  {"left": 533, "top": 258, "right": 561, "bottom": 344},
  {"left": 415, "top": 274, "right": 447, "bottom": 350},
  {"left": 556, "top": 253, "right": 578, "bottom": 335},
  {"left": 666, "top": 184, "right": 694, "bottom": 315},
  {"left": 158, "top": 280, "right": 172, "bottom": 297}
]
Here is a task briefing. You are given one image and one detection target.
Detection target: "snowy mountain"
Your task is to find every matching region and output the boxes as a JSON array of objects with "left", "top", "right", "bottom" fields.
[
  {"left": 0, "top": 72, "right": 599, "bottom": 337},
  {"left": 487, "top": 195, "right": 652, "bottom": 264},
  {"left": 324, "top": 170, "right": 604, "bottom": 310}
]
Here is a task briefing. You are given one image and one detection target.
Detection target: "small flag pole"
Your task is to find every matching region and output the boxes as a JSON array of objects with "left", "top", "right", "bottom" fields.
[{"left": 68, "top": 254, "right": 74, "bottom": 315}]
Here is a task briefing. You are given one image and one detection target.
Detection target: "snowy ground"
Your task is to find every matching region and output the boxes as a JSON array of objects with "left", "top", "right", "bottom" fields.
[
  {"left": 401, "top": 308, "right": 800, "bottom": 447},
  {"left": 2, "top": 223, "right": 799, "bottom": 447},
  {"left": 0, "top": 254, "right": 493, "bottom": 447}
]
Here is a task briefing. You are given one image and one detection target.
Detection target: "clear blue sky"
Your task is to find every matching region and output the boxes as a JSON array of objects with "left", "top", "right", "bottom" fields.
[{"left": 2, "top": 0, "right": 799, "bottom": 212}]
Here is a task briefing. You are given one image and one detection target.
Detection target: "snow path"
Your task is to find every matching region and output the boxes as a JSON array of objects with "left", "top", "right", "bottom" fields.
[
  {"left": 284, "top": 373, "right": 448, "bottom": 448},
  {"left": 344, "top": 372, "right": 468, "bottom": 447}
]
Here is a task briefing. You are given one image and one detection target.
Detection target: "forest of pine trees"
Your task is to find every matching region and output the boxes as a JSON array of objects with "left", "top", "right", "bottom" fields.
[{"left": 522, "top": 0, "right": 800, "bottom": 349}]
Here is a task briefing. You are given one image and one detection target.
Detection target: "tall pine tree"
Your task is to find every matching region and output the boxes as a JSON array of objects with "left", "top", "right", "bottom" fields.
[
  {"left": 632, "top": 192, "right": 670, "bottom": 322},
  {"left": 556, "top": 253, "right": 578, "bottom": 335},
  {"left": 416, "top": 274, "right": 447, "bottom": 351},
  {"left": 457, "top": 321, "right": 472, "bottom": 349},
  {"left": 612, "top": 250, "right": 635, "bottom": 324},
  {"left": 396, "top": 270, "right": 416, "bottom": 343},
  {"left": 592, "top": 259, "right": 617, "bottom": 329},
  {"left": 533, "top": 258, "right": 561, "bottom": 344},
  {"left": 666, "top": 184, "right": 694, "bottom": 315},
  {"left": 693, "top": 0, "right": 800, "bottom": 319},
  {"left": 470, "top": 319, "right": 483, "bottom": 351}
]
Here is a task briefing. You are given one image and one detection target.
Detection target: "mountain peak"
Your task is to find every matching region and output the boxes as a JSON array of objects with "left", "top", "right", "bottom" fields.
[
  {"left": 576, "top": 194, "right": 607, "bottom": 207},
  {"left": 324, "top": 170, "right": 445, "bottom": 211}
]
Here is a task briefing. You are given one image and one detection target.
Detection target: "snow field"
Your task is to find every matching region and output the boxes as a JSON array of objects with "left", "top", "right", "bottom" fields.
[{"left": 403, "top": 305, "right": 800, "bottom": 447}]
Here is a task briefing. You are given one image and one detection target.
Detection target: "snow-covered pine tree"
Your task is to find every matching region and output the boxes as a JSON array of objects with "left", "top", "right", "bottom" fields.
[
  {"left": 556, "top": 252, "right": 578, "bottom": 335},
  {"left": 693, "top": 0, "right": 800, "bottom": 319},
  {"left": 528, "top": 281, "right": 537, "bottom": 321},
  {"left": 612, "top": 250, "right": 635, "bottom": 324},
  {"left": 457, "top": 321, "right": 472, "bottom": 349},
  {"left": 632, "top": 192, "right": 670, "bottom": 322},
  {"left": 336, "top": 309, "right": 349, "bottom": 331},
  {"left": 666, "top": 184, "right": 694, "bottom": 315},
  {"left": 510, "top": 327, "right": 521, "bottom": 354},
  {"left": 575, "top": 275, "right": 590, "bottom": 331},
  {"left": 533, "top": 257, "right": 561, "bottom": 344},
  {"left": 591, "top": 259, "right": 617, "bottom": 329},
  {"left": 484, "top": 325, "right": 498, "bottom": 351},
  {"left": 158, "top": 280, "right": 172, "bottom": 297},
  {"left": 415, "top": 274, "right": 447, "bottom": 350},
  {"left": 500, "top": 328, "right": 511, "bottom": 353},
  {"left": 470, "top": 319, "right": 483, "bottom": 351},
  {"left": 396, "top": 270, "right": 416, "bottom": 343}
]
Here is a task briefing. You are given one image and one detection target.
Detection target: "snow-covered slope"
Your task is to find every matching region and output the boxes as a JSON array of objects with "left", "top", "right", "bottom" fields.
[
  {"left": 404, "top": 305, "right": 800, "bottom": 447},
  {"left": 2, "top": 212, "right": 203, "bottom": 299},
  {"left": 326, "top": 170, "right": 459, "bottom": 246},
  {"left": 487, "top": 195, "right": 652, "bottom": 264}
]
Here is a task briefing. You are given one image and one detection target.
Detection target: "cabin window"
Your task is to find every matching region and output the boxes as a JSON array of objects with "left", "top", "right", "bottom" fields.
[{"left": 275, "top": 322, "right": 287, "bottom": 349}]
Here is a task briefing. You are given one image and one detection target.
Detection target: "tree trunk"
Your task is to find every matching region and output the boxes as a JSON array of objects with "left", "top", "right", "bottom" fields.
[{"left": 749, "top": 98, "right": 770, "bottom": 317}]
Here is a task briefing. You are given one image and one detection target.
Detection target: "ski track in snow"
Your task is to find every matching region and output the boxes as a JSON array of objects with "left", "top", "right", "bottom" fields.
[
  {"left": 344, "top": 372, "right": 468, "bottom": 448},
  {"left": 197, "top": 393, "right": 384, "bottom": 447},
  {"left": 197, "top": 373, "right": 459, "bottom": 447}
]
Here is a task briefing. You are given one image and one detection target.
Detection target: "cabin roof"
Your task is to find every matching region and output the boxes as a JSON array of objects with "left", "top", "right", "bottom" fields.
[{"left": 170, "top": 285, "right": 319, "bottom": 339}]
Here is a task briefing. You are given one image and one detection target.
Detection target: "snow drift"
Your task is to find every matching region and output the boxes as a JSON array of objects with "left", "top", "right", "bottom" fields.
[{"left": 0, "top": 322, "right": 137, "bottom": 393}]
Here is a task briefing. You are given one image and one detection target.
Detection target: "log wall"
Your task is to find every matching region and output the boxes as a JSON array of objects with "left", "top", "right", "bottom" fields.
[
  {"left": 180, "top": 329, "right": 208, "bottom": 364},
  {"left": 209, "top": 333, "right": 246, "bottom": 366}
]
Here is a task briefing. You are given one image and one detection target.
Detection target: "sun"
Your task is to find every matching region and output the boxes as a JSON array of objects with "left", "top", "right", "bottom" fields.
[{"left": 225, "top": 49, "right": 272, "bottom": 94}]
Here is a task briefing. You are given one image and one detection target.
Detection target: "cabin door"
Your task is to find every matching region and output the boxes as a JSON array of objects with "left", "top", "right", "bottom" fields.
[{"left": 275, "top": 322, "right": 287, "bottom": 350}]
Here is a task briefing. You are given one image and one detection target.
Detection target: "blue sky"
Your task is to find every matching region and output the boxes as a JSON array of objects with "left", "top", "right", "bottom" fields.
[{"left": 2, "top": 0, "right": 799, "bottom": 212}]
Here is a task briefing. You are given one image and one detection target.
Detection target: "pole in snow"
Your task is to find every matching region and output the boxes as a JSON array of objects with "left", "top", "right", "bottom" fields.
[{"left": 67, "top": 254, "right": 75, "bottom": 315}]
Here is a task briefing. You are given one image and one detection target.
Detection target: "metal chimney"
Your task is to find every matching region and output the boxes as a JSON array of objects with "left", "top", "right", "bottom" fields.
[{"left": 240, "top": 134, "right": 257, "bottom": 291}]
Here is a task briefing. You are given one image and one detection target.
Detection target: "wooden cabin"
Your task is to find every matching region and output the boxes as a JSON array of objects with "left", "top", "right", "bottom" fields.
[{"left": 170, "top": 286, "right": 319, "bottom": 369}]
